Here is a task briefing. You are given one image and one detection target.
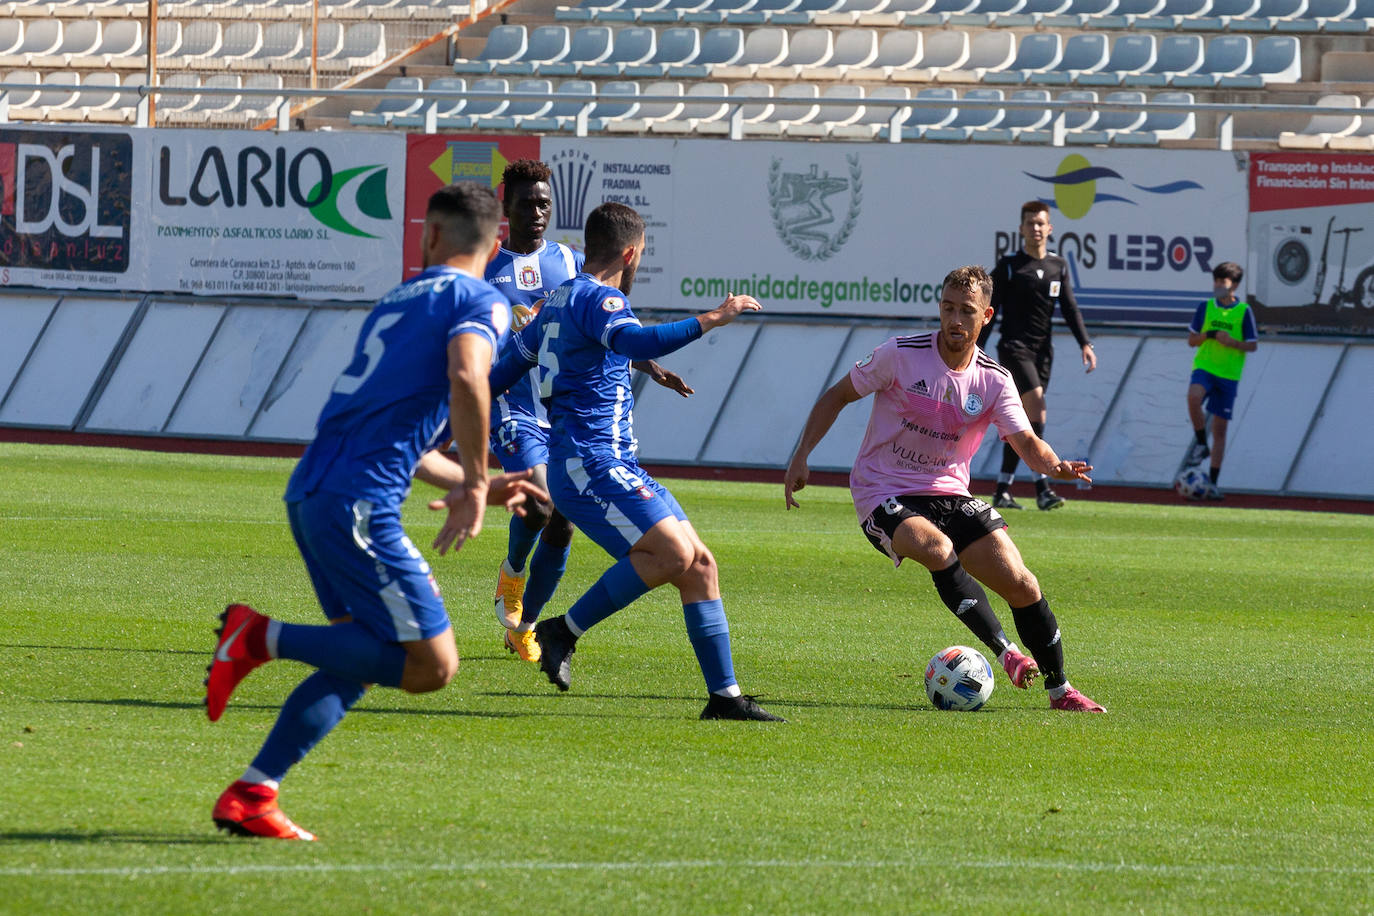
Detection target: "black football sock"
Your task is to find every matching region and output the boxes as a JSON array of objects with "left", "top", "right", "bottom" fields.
[
  {"left": 999, "top": 443, "right": 1020, "bottom": 485},
  {"left": 931, "top": 561, "right": 1011, "bottom": 655},
  {"left": 1010, "top": 596, "right": 1066, "bottom": 689},
  {"left": 1210, "top": 466, "right": 1221, "bottom": 484},
  {"left": 1194, "top": 427, "right": 1208, "bottom": 446}
]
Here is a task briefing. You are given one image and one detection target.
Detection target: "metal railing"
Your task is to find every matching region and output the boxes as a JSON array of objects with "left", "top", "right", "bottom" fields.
[{"left": 0, "top": 79, "right": 1364, "bottom": 148}]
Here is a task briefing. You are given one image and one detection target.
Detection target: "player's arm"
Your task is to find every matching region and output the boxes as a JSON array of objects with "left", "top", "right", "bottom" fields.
[
  {"left": 631, "top": 359, "right": 693, "bottom": 397},
  {"left": 488, "top": 320, "right": 540, "bottom": 397},
  {"left": 784, "top": 374, "right": 864, "bottom": 509},
  {"left": 1057, "top": 268, "right": 1095, "bottom": 371},
  {"left": 609, "top": 294, "right": 762, "bottom": 360},
  {"left": 430, "top": 333, "right": 495, "bottom": 555},
  {"left": 1215, "top": 308, "right": 1259, "bottom": 352},
  {"left": 1004, "top": 429, "right": 1092, "bottom": 484},
  {"left": 1186, "top": 302, "right": 1208, "bottom": 348},
  {"left": 415, "top": 450, "right": 547, "bottom": 518}
]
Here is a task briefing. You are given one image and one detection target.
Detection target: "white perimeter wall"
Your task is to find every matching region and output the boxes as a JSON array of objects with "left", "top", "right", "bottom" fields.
[{"left": 1, "top": 290, "right": 1371, "bottom": 500}]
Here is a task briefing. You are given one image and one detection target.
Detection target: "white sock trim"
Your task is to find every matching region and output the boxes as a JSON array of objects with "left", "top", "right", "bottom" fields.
[
  {"left": 240, "top": 767, "right": 279, "bottom": 790},
  {"left": 997, "top": 643, "right": 1019, "bottom": 665},
  {"left": 265, "top": 619, "right": 282, "bottom": 659},
  {"left": 563, "top": 615, "right": 585, "bottom": 637},
  {"left": 712, "top": 684, "right": 742, "bottom": 698},
  {"left": 1048, "top": 681, "right": 1072, "bottom": 700}
]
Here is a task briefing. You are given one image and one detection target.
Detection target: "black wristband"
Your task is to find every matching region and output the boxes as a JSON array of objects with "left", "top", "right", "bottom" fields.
[{"left": 1204, "top": 330, "right": 1217, "bottom": 340}]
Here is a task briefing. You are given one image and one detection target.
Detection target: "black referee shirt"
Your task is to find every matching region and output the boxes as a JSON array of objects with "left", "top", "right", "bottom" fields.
[{"left": 979, "top": 250, "right": 1091, "bottom": 352}]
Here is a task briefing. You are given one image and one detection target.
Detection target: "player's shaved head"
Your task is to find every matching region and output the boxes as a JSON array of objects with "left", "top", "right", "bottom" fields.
[
  {"left": 583, "top": 202, "right": 645, "bottom": 263},
  {"left": 941, "top": 265, "right": 994, "bottom": 306},
  {"left": 425, "top": 182, "right": 502, "bottom": 255}
]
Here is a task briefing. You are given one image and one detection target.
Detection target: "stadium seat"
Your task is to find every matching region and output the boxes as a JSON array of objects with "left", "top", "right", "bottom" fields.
[
  {"left": 905, "top": 0, "right": 978, "bottom": 25},
  {"left": 1172, "top": 34, "right": 1250, "bottom": 86},
  {"left": 788, "top": 83, "right": 865, "bottom": 136},
  {"left": 1189, "top": 0, "right": 1258, "bottom": 27},
  {"left": 1292, "top": 0, "right": 1352, "bottom": 26},
  {"left": 156, "top": 73, "right": 202, "bottom": 114},
  {"left": 1078, "top": 34, "right": 1156, "bottom": 85},
  {"left": 650, "top": 79, "right": 727, "bottom": 133},
  {"left": 538, "top": 25, "right": 612, "bottom": 76},
  {"left": 623, "top": 25, "right": 699, "bottom": 75},
  {"left": 222, "top": 72, "right": 286, "bottom": 125},
  {"left": 1041, "top": 0, "right": 1118, "bottom": 26},
  {"left": 997, "top": 0, "right": 1074, "bottom": 26},
  {"left": 898, "top": 86, "right": 958, "bottom": 137},
  {"left": 667, "top": 26, "right": 744, "bottom": 77},
  {"left": 21, "top": 72, "right": 81, "bottom": 120},
  {"left": 1221, "top": 34, "right": 1299, "bottom": 86},
  {"left": 949, "top": 0, "right": 1029, "bottom": 26},
  {"left": 845, "top": 28, "right": 920, "bottom": 78},
  {"left": 989, "top": 86, "right": 1054, "bottom": 140},
  {"left": 1111, "top": 89, "right": 1194, "bottom": 143},
  {"left": 28, "top": 19, "right": 100, "bottom": 68},
  {"left": 983, "top": 32, "right": 1063, "bottom": 83},
  {"left": 280, "top": 21, "right": 344, "bottom": 73},
  {"left": 491, "top": 24, "right": 568, "bottom": 75},
  {"left": 580, "top": 26, "right": 655, "bottom": 75},
  {"left": 582, "top": 79, "right": 641, "bottom": 129},
  {"left": 69, "top": 18, "right": 141, "bottom": 68},
  {"left": 755, "top": 28, "right": 832, "bottom": 78},
  {"left": 0, "top": 22, "right": 20, "bottom": 59},
  {"left": 892, "top": 29, "right": 966, "bottom": 81},
  {"left": 73, "top": 71, "right": 124, "bottom": 121},
  {"left": 637, "top": 0, "right": 712, "bottom": 20},
  {"left": 724, "top": 0, "right": 803, "bottom": 23},
  {"left": 751, "top": 82, "right": 821, "bottom": 134},
  {"left": 800, "top": 27, "right": 877, "bottom": 78},
  {"left": 924, "top": 86, "right": 1005, "bottom": 139},
  {"left": 1031, "top": 32, "right": 1108, "bottom": 84},
  {"left": 165, "top": 21, "right": 223, "bottom": 69},
  {"left": 0, "top": 20, "right": 62, "bottom": 68},
  {"left": 1054, "top": 88, "right": 1099, "bottom": 134},
  {"left": 1231, "top": 0, "right": 1306, "bottom": 29},
  {"left": 605, "top": 79, "right": 684, "bottom": 131},
  {"left": 454, "top": 24, "right": 526, "bottom": 73},
  {"left": 318, "top": 0, "right": 365, "bottom": 16},
  {"left": 555, "top": 0, "right": 625, "bottom": 21},
  {"left": 679, "top": 0, "right": 756, "bottom": 21},
  {"left": 327, "top": 21, "right": 386, "bottom": 71},
  {"left": 471, "top": 77, "right": 555, "bottom": 129},
  {"left": 1319, "top": 0, "right": 1369, "bottom": 30},
  {"left": 1131, "top": 0, "right": 1209, "bottom": 28},
  {"left": 830, "top": 85, "right": 910, "bottom": 138},
  {"left": 204, "top": 22, "right": 263, "bottom": 70},
  {"left": 1327, "top": 97, "right": 1374, "bottom": 149},
  {"left": 523, "top": 77, "right": 597, "bottom": 131},
  {"left": 446, "top": 76, "right": 510, "bottom": 126},
  {"left": 934, "top": 30, "right": 1015, "bottom": 81},
  {"left": 768, "top": 0, "right": 844, "bottom": 22},
  {"left": 166, "top": 73, "right": 242, "bottom": 124},
  {"left": 1087, "top": 0, "right": 1164, "bottom": 28},
  {"left": 348, "top": 74, "right": 423, "bottom": 125},
  {"left": 1278, "top": 93, "right": 1361, "bottom": 147},
  {"left": 1066, "top": 88, "right": 1146, "bottom": 143},
  {"left": 1122, "top": 33, "right": 1201, "bottom": 86},
  {"left": 712, "top": 26, "right": 787, "bottom": 78},
  {"left": 709, "top": 79, "right": 774, "bottom": 134},
  {"left": 812, "top": 0, "right": 885, "bottom": 25},
  {"left": 388, "top": 74, "right": 463, "bottom": 127},
  {"left": 258, "top": 0, "right": 314, "bottom": 19},
  {"left": 0, "top": 70, "right": 41, "bottom": 111},
  {"left": 232, "top": 22, "right": 304, "bottom": 71},
  {"left": 595, "top": 0, "right": 670, "bottom": 21}
]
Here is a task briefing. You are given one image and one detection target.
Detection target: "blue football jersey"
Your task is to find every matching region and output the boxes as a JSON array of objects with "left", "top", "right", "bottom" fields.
[
  {"left": 508, "top": 273, "right": 642, "bottom": 460},
  {"left": 486, "top": 241, "right": 583, "bottom": 430},
  {"left": 286, "top": 265, "right": 511, "bottom": 508}
]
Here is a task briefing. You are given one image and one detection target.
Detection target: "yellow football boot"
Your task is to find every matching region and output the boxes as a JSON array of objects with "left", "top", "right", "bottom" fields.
[
  {"left": 504, "top": 627, "right": 541, "bottom": 663},
  {"left": 494, "top": 560, "right": 526, "bottom": 630}
]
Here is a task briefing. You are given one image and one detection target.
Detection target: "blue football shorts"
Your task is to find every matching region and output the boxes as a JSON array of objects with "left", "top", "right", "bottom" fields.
[
  {"left": 550, "top": 453, "right": 687, "bottom": 558},
  {"left": 287, "top": 492, "right": 449, "bottom": 643},
  {"left": 489, "top": 412, "right": 550, "bottom": 473},
  {"left": 1190, "top": 368, "right": 1239, "bottom": 420}
]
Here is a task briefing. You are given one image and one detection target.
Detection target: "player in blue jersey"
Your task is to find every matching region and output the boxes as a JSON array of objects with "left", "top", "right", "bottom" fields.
[
  {"left": 485, "top": 159, "right": 692, "bottom": 664},
  {"left": 204, "top": 183, "right": 547, "bottom": 841},
  {"left": 490, "top": 201, "right": 783, "bottom": 722}
]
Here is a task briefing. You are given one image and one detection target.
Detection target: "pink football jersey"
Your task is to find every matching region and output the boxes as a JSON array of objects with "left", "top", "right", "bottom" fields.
[{"left": 848, "top": 332, "right": 1030, "bottom": 520}]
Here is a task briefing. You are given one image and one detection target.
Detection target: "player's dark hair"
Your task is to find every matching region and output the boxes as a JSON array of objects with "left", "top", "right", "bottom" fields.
[
  {"left": 583, "top": 202, "right": 645, "bottom": 263},
  {"left": 941, "top": 265, "right": 994, "bottom": 305},
  {"left": 502, "top": 158, "right": 552, "bottom": 193},
  {"left": 1020, "top": 200, "right": 1050, "bottom": 222},
  {"left": 1213, "top": 261, "right": 1244, "bottom": 284},
  {"left": 426, "top": 182, "right": 501, "bottom": 254}
]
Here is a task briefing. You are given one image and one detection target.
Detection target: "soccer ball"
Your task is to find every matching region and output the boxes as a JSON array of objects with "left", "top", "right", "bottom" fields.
[
  {"left": 924, "top": 646, "right": 994, "bottom": 711},
  {"left": 1174, "top": 467, "right": 1210, "bottom": 501}
]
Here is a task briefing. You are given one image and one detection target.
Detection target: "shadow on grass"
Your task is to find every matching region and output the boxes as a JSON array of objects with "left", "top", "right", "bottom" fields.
[
  {"left": 0, "top": 643, "right": 204, "bottom": 656},
  {"left": 0, "top": 829, "right": 227, "bottom": 845}
]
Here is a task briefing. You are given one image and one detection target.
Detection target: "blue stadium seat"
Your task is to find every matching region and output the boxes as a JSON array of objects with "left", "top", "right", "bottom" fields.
[
  {"left": 924, "top": 87, "right": 1005, "bottom": 139},
  {"left": 391, "top": 75, "right": 465, "bottom": 128},
  {"left": 1041, "top": 0, "right": 1117, "bottom": 27},
  {"left": 1188, "top": 0, "right": 1258, "bottom": 28},
  {"left": 983, "top": 32, "right": 1063, "bottom": 83},
  {"left": 1231, "top": 0, "right": 1306, "bottom": 29},
  {"left": 347, "top": 74, "right": 422, "bottom": 126},
  {"left": 1220, "top": 34, "right": 1299, "bottom": 86},
  {"left": 1088, "top": 0, "right": 1165, "bottom": 28},
  {"left": 540, "top": 25, "right": 612, "bottom": 76},
  {"left": 949, "top": 0, "right": 1029, "bottom": 27},
  {"left": 666, "top": 25, "right": 743, "bottom": 77},
  {"left": 453, "top": 24, "right": 525, "bottom": 74},
  {"left": 1078, "top": 34, "right": 1156, "bottom": 84},
  {"left": 580, "top": 26, "right": 656, "bottom": 75},
  {"left": 1121, "top": 32, "right": 1201, "bottom": 85},
  {"left": 897, "top": 86, "right": 958, "bottom": 137},
  {"left": 493, "top": 25, "right": 570, "bottom": 76},
  {"left": 1112, "top": 90, "right": 1194, "bottom": 143},
  {"left": 623, "top": 26, "right": 699, "bottom": 75},
  {"left": 1319, "top": 0, "right": 1369, "bottom": 29},
  {"left": 997, "top": 0, "right": 1075, "bottom": 26},
  {"left": 934, "top": 30, "right": 1014, "bottom": 81},
  {"left": 1031, "top": 32, "right": 1109, "bottom": 83},
  {"left": 905, "top": 0, "right": 979, "bottom": 25},
  {"left": 1172, "top": 34, "right": 1250, "bottom": 86}
]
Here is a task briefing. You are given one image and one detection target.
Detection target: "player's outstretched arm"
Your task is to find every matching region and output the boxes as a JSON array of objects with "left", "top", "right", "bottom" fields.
[
  {"left": 416, "top": 453, "right": 548, "bottom": 517},
  {"left": 631, "top": 360, "right": 694, "bottom": 397},
  {"left": 1005, "top": 429, "right": 1092, "bottom": 484},
  {"left": 697, "top": 293, "right": 762, "bottom": 332},
  {"left": 784, "top": 375, "right": 863, "bottom": 509}
]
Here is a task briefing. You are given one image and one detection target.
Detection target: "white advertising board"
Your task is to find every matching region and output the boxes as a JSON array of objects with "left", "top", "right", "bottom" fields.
[{"left": 147, "top": 130, "right": 405, "bottom": 301}]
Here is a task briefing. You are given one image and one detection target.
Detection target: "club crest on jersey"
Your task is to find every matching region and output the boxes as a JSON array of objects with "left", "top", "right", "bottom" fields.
[
  {"left": 517, "top": 264, "right": 542, "bottom": 290},
  {"left": 856, "top": 352, "right": 874, "bottom": 368},
  {"left": 964, "top": 393, "right": 984, "bottom": 415},
  {"left": 636, "top": 486, "right": 654, "bottom": 500},
  {"left": 602, "top": 296, "right": 626, "bottom": 313},
  {"left": 1049, "top": 280, "right": 1061, "bottom": 297}
]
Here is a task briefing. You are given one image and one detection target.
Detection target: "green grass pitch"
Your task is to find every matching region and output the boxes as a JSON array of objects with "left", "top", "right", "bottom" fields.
[{"left": 1, "top": 442, "right": 1371, "bottom": 915}]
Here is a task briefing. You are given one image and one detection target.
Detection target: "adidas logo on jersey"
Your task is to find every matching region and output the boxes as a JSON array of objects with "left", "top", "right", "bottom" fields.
[{"left": 907, "top": 379, "right": 930, "bottom": 396}]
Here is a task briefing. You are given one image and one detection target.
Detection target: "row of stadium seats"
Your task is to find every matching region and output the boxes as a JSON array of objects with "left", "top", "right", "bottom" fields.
[
  {"left": 1278, "top": 93, "right": 1374, "bottom": 147},
  {"left": 455, "top": 24, "right": 1301, "bottom": 87},
  {"left": 3, "top": 0, "right": 467, "bottom": 18},
  {"left": 347, "top": 74, "right": 1198, "bottom": 143},
  {"left": 556, "top": 0, "right": 1374, "bottom": 30},
  {"left": 0, "top": 70, "right": 285, "bottom": 124},
  {"left": 0, "top": 19, "right": 387, "bottom": 72}
]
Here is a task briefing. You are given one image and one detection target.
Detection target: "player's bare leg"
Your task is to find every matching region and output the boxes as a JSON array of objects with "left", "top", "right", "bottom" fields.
[{"left": 399, "top": 629, "right": 459, "bottom": 694}]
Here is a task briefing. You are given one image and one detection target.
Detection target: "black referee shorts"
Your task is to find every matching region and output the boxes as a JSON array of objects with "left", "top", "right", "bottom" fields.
[{"left": 997, "top": 341, "right": 1054, "bottom": 395}]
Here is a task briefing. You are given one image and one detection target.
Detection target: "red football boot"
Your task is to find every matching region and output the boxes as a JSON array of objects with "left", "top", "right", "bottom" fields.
[
  {"left": 212, "top": 780, "right": 316, "bottom": 841},
  {"left": 205, "top": 604, "right": 269, "bottom": 722},
  {"left": 1050, "top": 685, "right": 1106, "bottom": 713},
  {"left": 999, "top": 646, "right": 1040, "bottom": 689}
]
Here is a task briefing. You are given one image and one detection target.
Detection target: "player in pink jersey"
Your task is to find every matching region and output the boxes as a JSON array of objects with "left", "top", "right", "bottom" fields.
[{"left": 784, "top": 266, "right": 1104, "bottom": 713}]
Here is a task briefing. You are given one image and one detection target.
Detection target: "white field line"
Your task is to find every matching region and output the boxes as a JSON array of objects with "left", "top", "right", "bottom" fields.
[{"left": 2, "top": 858, "right": 1372, "bottom": 879}]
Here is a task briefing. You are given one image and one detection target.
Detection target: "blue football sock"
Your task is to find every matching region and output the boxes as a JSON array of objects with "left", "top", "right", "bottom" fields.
[
  {"left": 522, "top": 540, "right": 571, "bottom": 625},
  {"left": 565, "top": 557, "right": 650, "bottom": 635},
  {"left": 276, "top": 621, "right": 407, "bottom": 688},
  {"left": 506, "top": 515, "right": 543, "bottom": 573},
  {"left": 684, "top": 599, "right": 737, "bottom": 694},
  {"left": 250, "top": 671, "right": 368, "bottom": 782}
]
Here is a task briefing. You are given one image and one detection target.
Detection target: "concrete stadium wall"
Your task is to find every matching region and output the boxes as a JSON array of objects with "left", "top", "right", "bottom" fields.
[{"left": 0, "top": 289, "right": 1370, "bottom": 500}]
